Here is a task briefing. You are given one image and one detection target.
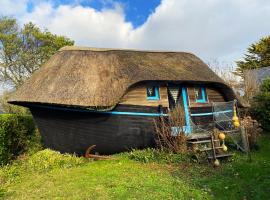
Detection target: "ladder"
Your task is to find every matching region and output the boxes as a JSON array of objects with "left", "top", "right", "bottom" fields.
[{"left": 188, "top": 133, "right": 233, "bottom": 164}]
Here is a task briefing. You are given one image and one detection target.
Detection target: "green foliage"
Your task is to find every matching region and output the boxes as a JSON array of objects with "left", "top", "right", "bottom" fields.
[
  {"left": 26, "top": 149, "right": 87, "bottom": 172},
  {"left": 0, "top": 114, "right": 36, "bottom": 165},
  {"left": 127, "top": 148, "right": 189, "bottom": 164},
  {"left": 251, "top": 78, "right": 270, "bottom": 131},
  {"left": 0, "top": 149, "right": 87, "bottom": 186},
  {"left": 236, "top": 36, "right": 270, "bottom": 76},
  {"left": 24, "top": 128, "right": 43, "bottom": 155},
  {"left": 0, "top": 91, "right": 30, "bottom": 114},
  {"left": 0, "top": 16, "right": 74, "bottom": 87}
]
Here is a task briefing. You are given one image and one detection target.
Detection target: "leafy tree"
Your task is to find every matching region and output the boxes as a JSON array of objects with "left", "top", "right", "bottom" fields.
[
  {"left": 0, "top": 16, "right": 74, "bottom": 88},
  {"left": 235, "top": 36, "right": 270, "bottom": 76},
  {"left": 251, "top": 78, "right": 270, "bottom": 131}
]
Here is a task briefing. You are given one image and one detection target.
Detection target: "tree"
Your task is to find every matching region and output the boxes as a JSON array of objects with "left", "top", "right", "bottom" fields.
[
  {"left": 207, "top": 60, "right": 242, "bottom": 94},
  {"left": 0, "top": 16, "right": 74, "bottom": 88},
  {"left": 235, "top": 36, "right": 270, "bottom": 76},
  {"left": 251, "top": 78, "right": 270, "bottom": 131}
]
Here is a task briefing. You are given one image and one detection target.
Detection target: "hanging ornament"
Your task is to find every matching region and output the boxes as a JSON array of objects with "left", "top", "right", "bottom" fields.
[
  {"left": 221, "top": 143, "right": 228, "bottom": 152},
  {"left": 214, "top": 159, "right": 220, "bottom": 167},
  {"left": 232, "top": 105, "right": 240, "bottom": 128},
  {"left": 218, "top": 132, "right": 225, "bottom": 140}
]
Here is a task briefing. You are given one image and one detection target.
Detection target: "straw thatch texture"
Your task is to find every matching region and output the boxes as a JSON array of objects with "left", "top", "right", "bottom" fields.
[{"left": 9, "top": 46, "right": 241, "bottom": 109}]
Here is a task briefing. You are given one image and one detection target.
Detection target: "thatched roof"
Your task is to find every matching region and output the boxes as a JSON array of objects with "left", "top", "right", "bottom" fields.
[{"left": 9, "top": 46, "right": 244, "bottom": 109}]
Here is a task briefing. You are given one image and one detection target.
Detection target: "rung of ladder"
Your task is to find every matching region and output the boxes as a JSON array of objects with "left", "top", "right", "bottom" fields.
[
  {"left": 200, "top": 147, "right": 223, "bottom": 151},
  {"left": 189, "top": 139, "right": 219, "bottom": 144},
  {"left": 223, "top": 130, "right": 239, "bottom": 134},
  {"left": 208, "top": 153, "right": 233, "bottom": 159}
]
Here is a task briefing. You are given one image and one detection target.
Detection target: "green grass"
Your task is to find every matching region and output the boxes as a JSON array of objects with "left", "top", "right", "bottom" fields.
[
  {"left": 1, "top": 156, "right": 208, "bottom": 199},
  {"left": 191, "top": 134, "right": 270, "bottom": 200},
  {"left": 0, "top": 135, "right": 270, "bottom": 200}
]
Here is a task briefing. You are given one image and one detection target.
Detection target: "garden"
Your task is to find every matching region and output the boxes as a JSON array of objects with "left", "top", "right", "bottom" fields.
[{"left": 0, "top": 127, "right": 269, "bottom": 199}]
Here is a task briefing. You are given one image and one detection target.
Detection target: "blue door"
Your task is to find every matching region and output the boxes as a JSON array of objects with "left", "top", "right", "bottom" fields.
[{"left": 167, "top": 85, "right": 191, "bottom": 134}]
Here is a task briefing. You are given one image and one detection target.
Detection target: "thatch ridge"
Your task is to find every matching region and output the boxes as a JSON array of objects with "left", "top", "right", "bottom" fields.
[
  {"left": 9, "top": 46, "right": 243, "bottom": 109},
  {"left": 59, "top": 46, "right": 196, "bottom": 54}
]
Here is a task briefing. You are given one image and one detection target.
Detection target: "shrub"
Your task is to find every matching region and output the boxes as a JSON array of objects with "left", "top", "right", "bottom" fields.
[
  {"left": 251, "top": 78, "right": 270, "bottom": 131},
  {"left": 241, "top": 116, "right": 262, "bottom": 149},
  {"left": 0, "top": 114, "right": 36, "bottom": 165},
  {"left": 26, "top": 149, "right": 87, "bottom": 172},
  {"left": 154, "top": 106, "right": 187, "bottom": 153},
  {"left": 0, "top": 149, "right": 87, "bottom": 185}
]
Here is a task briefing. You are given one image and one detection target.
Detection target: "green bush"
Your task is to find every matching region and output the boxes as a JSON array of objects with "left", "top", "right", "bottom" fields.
[
  {"left": 0, "top": 149, "right": 87, "bottom": 185},
  {"left": 0, "top": 114, "right": 36, "bottom": 165},
  {"left": 251, "top": 78, "right": 270, "bottom": 131},
  {"left": 26, "top": 149, "right": 87, "bottom": 172}
]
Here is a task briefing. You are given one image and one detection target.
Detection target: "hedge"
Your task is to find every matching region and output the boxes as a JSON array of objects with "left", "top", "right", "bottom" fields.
[
  {"left": 0, "top": 114, "right": 36, "bottom": 165},
  {"left": 251, "top": 78, "right": 270, "bottom": 131}
]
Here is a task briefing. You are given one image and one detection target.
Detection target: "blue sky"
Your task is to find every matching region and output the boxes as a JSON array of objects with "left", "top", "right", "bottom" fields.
[
  {"left": 26, "top": 0, "right": 161, "bottom": 28},
  {"left": 1, "top": 0, "right": 270, "bottom": 65},
  {"left": 79, "top": 0, "right": 161, "bottom": 28}
]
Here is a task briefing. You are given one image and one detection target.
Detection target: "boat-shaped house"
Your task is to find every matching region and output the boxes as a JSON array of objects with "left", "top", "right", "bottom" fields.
[{"left": 9, "top": 47, "right": 242, "bottom": 154}]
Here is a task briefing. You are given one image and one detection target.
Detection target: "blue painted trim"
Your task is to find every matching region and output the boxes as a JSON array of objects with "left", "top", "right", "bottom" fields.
[
  {"left": 182, "top": 86, "right": 191, "bottom": 134},
  {"left": 108, "top": 111, "right": 167, "bottom": 116},
  {"left": 196, "top": 86, "right": 207, "bottom": 103},
  {"left": 29, "top": 104, "right": 168, "bottom": 117},
  {"left": 147, "top": 86, "right": 160, "bottom": 100},
  {"left": 190, "top": 110, "right": 233, "bottom": 116},
  {"left": 171, "top": 126, "right": 191, "bottom": 136}
]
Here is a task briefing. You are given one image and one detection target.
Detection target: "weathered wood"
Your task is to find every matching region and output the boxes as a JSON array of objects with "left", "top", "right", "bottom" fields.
[
  {"left": 120, "top": 84, "right": 227, "bottom": 109},
  {"left": 240, "top": 127, "right": 250, "bottom": 153},
  {"left": 187, "top": 86, "right": 227, "bottom": 125},
  {"left": 187, "top": 85, "right": 226, "bottom": 107},
  {"left": 30, "top": 105, "right": 159, "bottom": 155},
  {"left": 189, "top": 107, "right": 213, "bottom": 125},
  {"left": 187, "top": 86, "right": 196, "bottom": 102},
  {"left": 119, "top": 83, "right": 169, "bottom": 107},
  {"left": 206, "top": 87, "right": 226, "bottom": 102}
]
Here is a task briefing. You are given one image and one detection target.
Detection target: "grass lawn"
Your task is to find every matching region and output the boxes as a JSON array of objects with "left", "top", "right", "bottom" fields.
[{"left": 0, "top": 135, "right": 269, "bottom": 200}]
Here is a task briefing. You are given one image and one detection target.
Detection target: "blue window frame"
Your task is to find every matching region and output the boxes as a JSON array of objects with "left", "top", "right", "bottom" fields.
[
  {"left": 195, "top": 86, "right": 207, "bottom": 103},
  {"left": 146, "top": 86, "right": 160, "bottom": 100}
]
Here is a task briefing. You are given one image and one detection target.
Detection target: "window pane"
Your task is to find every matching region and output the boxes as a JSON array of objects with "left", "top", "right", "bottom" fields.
[
  {"left": 146, "top": 86, "right": 160, "bottom": 100},
  {"left": 195, "top": 87, "right": 203, "bottom": 99},
  {"left": 147, "top": 86, "right": 156, "bottom": 97},
  {"left": 195, "top": 86, "right": 207, "bottom": 102}
]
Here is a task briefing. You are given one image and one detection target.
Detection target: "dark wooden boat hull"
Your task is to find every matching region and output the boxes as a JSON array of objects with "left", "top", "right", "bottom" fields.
[{"left": 30, "top": 105, "right": 159, "bottom": 155}]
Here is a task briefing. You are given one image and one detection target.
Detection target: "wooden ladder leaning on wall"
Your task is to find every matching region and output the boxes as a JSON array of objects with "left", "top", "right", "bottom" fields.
[{"left": 188, "top": 132, "right": 233, "bottom": 165}]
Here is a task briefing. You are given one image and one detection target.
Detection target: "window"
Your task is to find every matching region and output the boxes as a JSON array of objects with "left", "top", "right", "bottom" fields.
[
  {"left": 195, "top": 86, "right": 207, "bottom": 103},
  {"left": 146, "top": 86, "right": 160, "bottom": 100}
]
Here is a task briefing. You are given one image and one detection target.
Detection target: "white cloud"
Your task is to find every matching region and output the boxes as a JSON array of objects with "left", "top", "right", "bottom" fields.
[
  {"left": 0, "top": 0, "right": 28, "bottom": 16},
  {"left": 132, "top": 0, "right": 270, "bottom": 61},
  {"left": 20, "top": 2, "right": 134, "bottom": 47},
  {"left": 1, "top": 0, "right": 270, "bottom": 63}
]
